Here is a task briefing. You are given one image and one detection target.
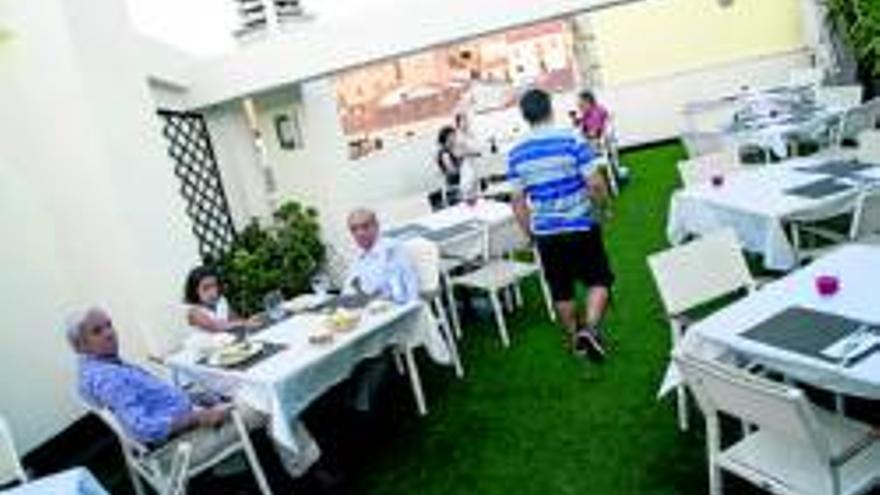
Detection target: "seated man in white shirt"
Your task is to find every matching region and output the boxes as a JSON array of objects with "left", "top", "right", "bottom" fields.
[
  {"left": 343, "top": 208, "right": 420, "bottom": 412},
  {"left": 344, "top": 208, "right": 419, "bottom": 304}
]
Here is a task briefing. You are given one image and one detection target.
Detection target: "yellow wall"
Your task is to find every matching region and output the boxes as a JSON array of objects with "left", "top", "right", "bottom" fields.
[{"left": 591, "top": 0, "right": 806, "bottom": 85}]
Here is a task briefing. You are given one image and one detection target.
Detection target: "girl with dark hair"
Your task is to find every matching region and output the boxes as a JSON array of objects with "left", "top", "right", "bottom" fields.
[{"left": 183, "top": 266, "right": 258, "bottom": 335}]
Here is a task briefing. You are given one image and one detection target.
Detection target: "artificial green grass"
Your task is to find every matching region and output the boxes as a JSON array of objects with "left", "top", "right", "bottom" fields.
[{"left": 350, "top": 143, "right": 712, "bottom": 495}]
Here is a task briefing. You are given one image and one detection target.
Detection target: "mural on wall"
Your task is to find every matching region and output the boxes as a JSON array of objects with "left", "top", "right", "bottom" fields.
[{"left": 335, "top": 20, "right": 577, "bottom": 159}]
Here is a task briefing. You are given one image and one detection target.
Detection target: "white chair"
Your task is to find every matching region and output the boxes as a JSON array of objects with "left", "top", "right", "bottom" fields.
[
  {"left": 647, "top": 229, "right": 757, "bottom": 431},
  {"left": 835, "top": 98, "right": 880, "bottom": 147},
  {"left": 849, "top": 185, "right": 880, "bottom": 244},
  {"left": 815, "top": 85, "right": 863, "bottom": 110},
  {"left": 855, "top": 129, "right": 880, "bottom": 164},
  {"left": 677, "top": 149, "right": 741, "bottom": 188},
  {"left": 789, "top": 66, "right": 826, "bottom": 87},
  {"left": 675, "top": 353, "right": 880, "bottom": 495},
  {"left": 376, "top": 194, "right": 432, "bottom": 228},
  {"left": 448, "top": 218, "right": 555, "bottom": 348},
  {"left": 92, "top": 406, "right": 273, "bottom": 495},
  {"left": 0, "top": 415, "right": 27, "bottom": 486},
  {"left": 681, "top": 132, "right": 728, "bottom": 158},
  {"left": 787, "top": 194, "right": 858, "bottom": 265},
  {"left": 402, "top": 237, "right": 464, "bottom": 377},
  {"left": 163, "top": 443, "right": 192, "bottom": 495}
]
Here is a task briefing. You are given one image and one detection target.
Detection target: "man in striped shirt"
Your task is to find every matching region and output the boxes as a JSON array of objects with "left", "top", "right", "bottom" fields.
[{"left": 508, "top": 88, "right": 615, "bottom": 358}]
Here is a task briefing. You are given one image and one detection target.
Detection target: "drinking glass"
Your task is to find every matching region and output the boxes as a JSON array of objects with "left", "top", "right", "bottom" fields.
[{"left": 263, "top": 290, "right": 285, "bottom": 322}]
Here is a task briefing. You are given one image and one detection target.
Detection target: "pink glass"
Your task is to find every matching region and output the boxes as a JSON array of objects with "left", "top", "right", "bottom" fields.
[{"left": 815, "top": 275, "right": 840, "bottom": 297}]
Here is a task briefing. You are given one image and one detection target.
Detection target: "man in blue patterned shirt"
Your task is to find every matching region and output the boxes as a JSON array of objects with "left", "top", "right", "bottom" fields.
[
  {"left": 69, "top": 306, "right": 319, "bottom": 477},
  {"left": 508, "top": 88, "right": 615, "bottom": 359}
]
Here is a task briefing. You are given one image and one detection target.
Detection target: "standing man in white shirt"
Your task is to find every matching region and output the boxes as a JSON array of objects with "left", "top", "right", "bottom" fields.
[{"left": 344, "top": 208, "right": 420, "bottom": 304}]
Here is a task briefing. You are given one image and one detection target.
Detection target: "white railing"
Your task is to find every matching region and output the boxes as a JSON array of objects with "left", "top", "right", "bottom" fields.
[{"left": 232, "top": 0, "right": 307, "bottom": 39}]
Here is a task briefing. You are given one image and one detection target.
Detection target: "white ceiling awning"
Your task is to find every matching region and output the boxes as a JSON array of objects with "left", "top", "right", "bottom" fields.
[{"left": 179, "top": 0, "right": 643, "bottom": 109}]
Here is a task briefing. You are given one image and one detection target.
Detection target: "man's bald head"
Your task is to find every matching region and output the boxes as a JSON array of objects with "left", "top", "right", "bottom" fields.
[{"left": 348, "top": 208, "right": 380, "bottom": 251}]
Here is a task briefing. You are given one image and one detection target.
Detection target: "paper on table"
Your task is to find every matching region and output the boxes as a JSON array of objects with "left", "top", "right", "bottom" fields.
[{"left": 820, "top": 330, "right": 880, "bottom": 364}]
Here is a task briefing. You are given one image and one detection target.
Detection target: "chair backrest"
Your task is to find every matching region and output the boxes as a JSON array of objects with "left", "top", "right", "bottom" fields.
[
  {"left": 815, "top": 85, "right": 863, "bottom": 110},
  {"left": 838, "top": 99, "right": 880, "bottom": 144},
  {"left": 376, "top": 194, "right": 432, "bottom": 228},
  {"left": 647, "top": 229, "right": 755, "bottom": 316},
  {"left": 0, "top": 415, "right": 27, "bottom": 486},
  {"left": 438, "top": 223, "right": 489, "bottom": 264},
  {"left": 856, "top": 129, "right": 880, "bottom": 164},
  {"left": 401, "top": 237, "right": 441, "bottom": 294},
  {"left": 677, "top": 149, "right": 740, "bottom": 188},
  {"left": 674, "top": 354, "right": 833, "bottom": 467},
  {"left": 486, "top": 216, "right": 530, "bottom": 258},
  {"left": 850, "top": 184, "right": 880, "bottom": 240},
  {"left": 163, "top": 442, "right": 192, "bottom": 495},
  {"left": 681, "top": 131, "right": 727, "bottom": 158},
  {"left": 91, "top": 406, "right": 151, "bottom": 458},
  {"left": 788, "top": 67, "right": 825, "bottom": 87}
]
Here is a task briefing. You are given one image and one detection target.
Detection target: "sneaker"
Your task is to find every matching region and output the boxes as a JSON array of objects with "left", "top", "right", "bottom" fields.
[{"left": 576, "top": 327, "right": 606, "bottom": 360}]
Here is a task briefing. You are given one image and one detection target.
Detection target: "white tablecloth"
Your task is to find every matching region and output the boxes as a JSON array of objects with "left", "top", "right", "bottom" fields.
[
  {"left": 667, "top": 154, "right": 878, "bottom": 270},
  {"left": 414, "top": 199, "right": 513, "bottom": 231},
  {"left": 1, "top": 468, "right": 109, "bottom": 495},
  {"left": 167, "top": 301, "right": 449, "bottom": 451},
  {"left": 664, "top": 244, "right": 880, "bottom": 400}
]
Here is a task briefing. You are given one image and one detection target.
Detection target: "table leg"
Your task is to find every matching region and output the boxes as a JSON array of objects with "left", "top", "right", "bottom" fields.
[{"left": 402, "top": 346, "right": 428, "bottom": 416}]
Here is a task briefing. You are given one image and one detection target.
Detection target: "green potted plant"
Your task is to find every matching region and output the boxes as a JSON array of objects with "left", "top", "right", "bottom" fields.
[
  {"left": 210, "top": 201, "right": 325, "bottom": 315},
  {"left": 825, "top": 0, "right": 880, "bottom": 97}
]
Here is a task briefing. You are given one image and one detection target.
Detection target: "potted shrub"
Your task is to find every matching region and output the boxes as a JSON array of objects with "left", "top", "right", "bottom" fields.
[{"left": 210, "top": 201, "right": 325, "bottom": 315}]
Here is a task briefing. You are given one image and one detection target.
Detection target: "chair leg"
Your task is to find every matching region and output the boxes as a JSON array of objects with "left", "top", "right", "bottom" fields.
[
  {"left": 232, "top": 412, "right": 274, "bottom": 495},
  {"left": 392, "top": 349, "right": 406, "bottom": 375},
  {"left": 444, "top": 276, "right": 462, "bottom": 340},
  {"left": 707, "top": 422, "right": 723, "bottom": 495},
  {"left": 502, "top": 285, "right": 515, "bottom": 312},
  {"left": 513, "top": 282, "right": 524, "bottom": 309},
  {"left": 125, "top": 460, "right": 148, "bottom": 495},
  {"left": 433, "top": 298, "right": 463, "bottom": 378},
  {"left": 402, "top": 345, "right": 428, "bottom": 416},
  {"left": 538, "top": 275, "right": 556, "bottom": 322},
  {"left": 677, "top": 385, "right": 690, "bottom": 432},
  {"left": 670, "top": 320, "right": 689, "bottom": 431},
  {"left": 488, "top": 290, "right": 511, "bottom": 347}
]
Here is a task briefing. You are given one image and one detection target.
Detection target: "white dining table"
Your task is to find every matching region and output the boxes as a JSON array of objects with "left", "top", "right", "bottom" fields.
[
  {"left": 664, "top": 244, "right": 880, "bottom": 400},
  {"left": 667, "top": 153, "right": 880, "bottom": 271},
  {"left": 0, "top": 468, "right": 109, "bottom": 495},
  {"left": 166, "top": 300, "right": 450, "bottom": 452}
]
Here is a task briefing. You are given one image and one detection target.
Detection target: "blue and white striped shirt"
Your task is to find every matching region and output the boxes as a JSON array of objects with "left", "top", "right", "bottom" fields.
[{"left": 507, "top": 126, "right": 598, "bottom": 236}]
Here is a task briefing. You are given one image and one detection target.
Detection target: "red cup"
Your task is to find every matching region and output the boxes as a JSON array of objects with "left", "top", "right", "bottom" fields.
[
  {"left": 711, "top": 175, "right": 724, "bottom": 187},
  {"left": 815, "top": 275, "right": 840, "bottom": 297}
]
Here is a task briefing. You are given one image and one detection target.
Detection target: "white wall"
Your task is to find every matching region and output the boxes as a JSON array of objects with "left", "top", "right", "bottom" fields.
[
  {"left": 0, "top": 0, "right": 200, "bottom": 452},
  {"left": 604, "top": 49, "right": 813, "bottom": 146}
]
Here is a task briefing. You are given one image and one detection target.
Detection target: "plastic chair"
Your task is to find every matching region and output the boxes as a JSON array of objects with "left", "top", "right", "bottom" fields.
[
  {"left": 677, "top": 149, "right": 741, "bottom": 188},
  {"left": 0, "top": 415, "right": 27, "bottom": 486},
  {"left": 675, "top": 353, "right": 880, "bottom": 495},
  {"left": 789, "top": 66, "right": 826, "bottom": 87},
  {"left": 849, "top": 184, "right": 880, "bottom": 244},
  {"left": 91, "top": 406, "right": 273, "bottom": 495},
  {"left": 855, "top": 129, "right": 880, "bottom": 164},
  {"left": 815, "top": 85, "right": 863, "bottom": 110},
  {"left": 448, "top": 217, "right": 555, "bottom": 348},
  {"left": 401, "top": 237, "right": 464, "bottom": 377},
  {"left": 162, "top": 442, "right": 192, "bottom": 495},
  {"left": 647, "top": 229, "right": 757, "bottom": 430},
  {"left": 681, "top": 131, "right": 728, "bottom": 158}
]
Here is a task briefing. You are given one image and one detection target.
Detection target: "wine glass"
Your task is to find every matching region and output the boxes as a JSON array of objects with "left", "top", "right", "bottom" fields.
[
  {"left": 263, "top": 290, "right": 285, "bottom": 322},
  {"left": 310, "top": 273, "right": 332, "bottom": 297}
]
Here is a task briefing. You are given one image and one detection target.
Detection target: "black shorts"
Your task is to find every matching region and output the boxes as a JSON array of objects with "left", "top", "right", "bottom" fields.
[{"left": 535, "top": 227, "right": 615, "bottom": 302}]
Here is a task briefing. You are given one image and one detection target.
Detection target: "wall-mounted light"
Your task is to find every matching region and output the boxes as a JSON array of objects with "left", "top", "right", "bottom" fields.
[{"left": 717, "top": 0, "right": 734, "bottom": 7}]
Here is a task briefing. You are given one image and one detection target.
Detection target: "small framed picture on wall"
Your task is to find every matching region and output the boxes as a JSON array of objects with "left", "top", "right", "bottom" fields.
[{"left": 274, "top": 113, "right": 301, "bottom": 150}]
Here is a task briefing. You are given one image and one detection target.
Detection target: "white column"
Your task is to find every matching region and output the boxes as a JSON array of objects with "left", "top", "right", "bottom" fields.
[{"left": 0, "top": 0, "right": 200, "bottom": 451}]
